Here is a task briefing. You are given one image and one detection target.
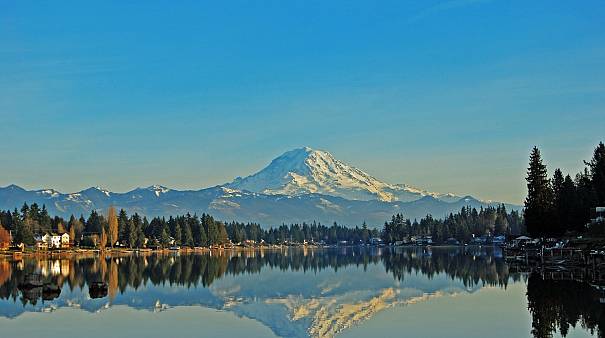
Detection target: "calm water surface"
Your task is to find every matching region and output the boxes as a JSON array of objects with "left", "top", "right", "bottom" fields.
[{"left": 0, "top": 247, "right": 602, "bottom": 338}]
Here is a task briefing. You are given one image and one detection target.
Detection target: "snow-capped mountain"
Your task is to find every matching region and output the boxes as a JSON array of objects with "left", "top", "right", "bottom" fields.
[
  {"left": 228, "top": 147, "right": 458, "bottom": 202},
  {"left": 0, "top": 147, "right": 519, "bottom": 226}
]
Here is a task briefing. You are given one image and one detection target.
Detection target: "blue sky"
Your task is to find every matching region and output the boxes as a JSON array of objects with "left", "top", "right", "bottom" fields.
[{"left": 1, "top": 0, "right": 604, "bottom": 203}]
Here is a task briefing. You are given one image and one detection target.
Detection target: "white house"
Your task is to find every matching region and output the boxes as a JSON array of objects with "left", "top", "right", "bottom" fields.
[
  {"left": 60, "top": 233, "right": 70, "bottom": 247},
  {"left": 36, "top": 233, "right": 70, "bottom": 249}
]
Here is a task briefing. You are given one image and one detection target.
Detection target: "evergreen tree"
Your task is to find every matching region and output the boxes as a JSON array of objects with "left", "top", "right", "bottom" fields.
[
  {"left": 216, "top": 222, "right": 229, "bottom": 245},
  {"left": 190, "top": 215, "right": 206, "bottom": 247},
  {"left": 127, "top": 213, "right": 141, "bottom": 248},
  {"left": 135, "top": 223, "right": 145, "bottom": 248},
  {"left": 560, "top": 175, "right": 577, "bottom": 232},
  {"left": 159, "top": 224, "right": 171, "bottom": 247},
  {"left": 13, "top": 208, "right": 34, "bottom": 246},
  {"left": 181, "top": 217, "right": 193, "bottom": 247},
  {"left": 86, "top": 210, "right": 103, "bottom": 234},
  {"left": 586, "top": 142, "right": 605, "bottom": 206},
  {"left": 551, "top": 168, "right": 565, "bottom": 235},
  {"left": 117, "top": 209, "right": 129, "bottom": 245},
  {"left": 361, "top": 221, "right": 369, "bottom": 243},
  {"left": 173, "top": 220, "right": 182, "bottom": 245},
  {"left": 524, "top": 147, "right": 553, "bottom": 237},
  {"left": 205, "top": 215, "right": 218, "bottom": 245},
  {"left": 495, "top": 205, "right": 509, "bottom": 235},
  {"left": 575, "top": 169, "right": 597, "bottom": 231},
  {"left": 39, "top": 205, "right": 52, "bottom": 233},
  {"left": 68, "top": 215, "right": 84, "bottom": 245}
]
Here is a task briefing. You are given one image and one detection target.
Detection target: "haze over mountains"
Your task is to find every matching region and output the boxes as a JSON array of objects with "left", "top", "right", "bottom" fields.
[{"left": 0, "top": 147, "right": 519, "bottom": 227}]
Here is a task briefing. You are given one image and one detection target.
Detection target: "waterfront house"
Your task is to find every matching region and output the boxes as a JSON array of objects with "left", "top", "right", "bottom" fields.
[
  {"left": 446, "top": 238, "right": 460, "bottom": 245},
  {"left": 34, "top": 233, "right": 65, "bottom": 249},
  {"left": 47, "top": 233, "right": 69, "bottom": 249},
  {"left": 509, "top": 235, "right": 532, "bottom": 249},
  {"left": 591, "top": 207, "right": 605, "bottom": 224},
  {"left": 60, "top": 233, "right": 70, "bottom": 248},
  {"left": 50, "top": 234, "right": 60, "bottom": 248},
  {"left": 243, "top": 239, "right": 256, "bottom": 247},
  {"left": 471, "top": 235, "right": 489, "bottom": 245},
  {"left": 416, "top": 236, "right": 433, "bottom": 246},
  {"left": 492, "top": 235, "right": 506, "bottom": 245},
  {"left": 34, "top": 235, "right": 46, "bottom": 249},
  {"left": 369, "top": 237, "right": 383, "bottom": 246}
]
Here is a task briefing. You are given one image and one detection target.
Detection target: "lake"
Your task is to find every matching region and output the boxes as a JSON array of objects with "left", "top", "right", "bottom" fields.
[{"left": 0, "top": 247, "right": 602, "bottom": 338}]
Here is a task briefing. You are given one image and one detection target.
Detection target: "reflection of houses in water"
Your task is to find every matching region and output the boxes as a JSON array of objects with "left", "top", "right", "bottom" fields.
[
  {"left": 60, "top": 260, "right": 70, "bottom": 277},
  {"left": 37, "top": 259, "right": 70, "bottom": 277}
]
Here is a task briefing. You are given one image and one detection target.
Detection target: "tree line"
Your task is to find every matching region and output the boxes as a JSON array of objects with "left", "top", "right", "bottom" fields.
[
  {"left": 0, "top": 205, "right": 382, "bottom": 248},
  {"left": 525, "top": 142, "right": 605, "bottom": 237},
  {"left": 381, "top": 205, "right": 523, "bottom": 244}
]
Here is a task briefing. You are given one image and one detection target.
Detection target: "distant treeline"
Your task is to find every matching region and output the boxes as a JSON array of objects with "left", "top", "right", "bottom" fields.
[
  {"left": 525, "top": 142, "right": 605, "bottom": 237},
  {"left": 1, "top": 201, "right": 523, "bottom": 248},
  {"left": 0, "top": 204, "right": 383, "bottom": 248},
  {"left": 381, "top": 205, "right": 523, "bottom": 244}
]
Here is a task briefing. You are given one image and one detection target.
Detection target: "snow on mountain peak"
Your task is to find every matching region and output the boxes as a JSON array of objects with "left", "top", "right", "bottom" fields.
[
  {"left": 147, "top": 185, "right": 170, "bottom": 197},
  {"left": 92, "top": 186, "right": 111, "bottom": 197},
  {"left": 228, "top": 147, "right": 458, "bottom": 202},
  {"left": 38, "top": 189, "right": 61, "bottom": 197}
]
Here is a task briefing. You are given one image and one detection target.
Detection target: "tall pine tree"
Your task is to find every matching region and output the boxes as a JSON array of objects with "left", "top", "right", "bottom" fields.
[
  {"left": 524, "top": 147, "right": 553, "bottom": 237},
  {"left": 586, "top": 142, "right": 605, "bottom": 206},
  {"left": 551, "top": 168, "right": 565, "bottom": 235}
]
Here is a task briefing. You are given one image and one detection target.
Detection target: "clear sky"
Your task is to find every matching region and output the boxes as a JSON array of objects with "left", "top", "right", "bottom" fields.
[{"left": 1, "top": 1, "right": 604, "bottom": 204}]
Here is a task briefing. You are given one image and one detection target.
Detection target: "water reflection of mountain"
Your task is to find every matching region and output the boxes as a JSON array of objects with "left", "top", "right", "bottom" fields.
[{"left": 0, "top": 247, "right": 597, "bottom": 338}]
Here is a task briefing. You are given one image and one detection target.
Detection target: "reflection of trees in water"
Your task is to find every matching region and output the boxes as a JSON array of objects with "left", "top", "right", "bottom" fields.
[
  {"left": 1, "top": 249, "right": 603, "bottom": 338},
  {"left": 527, "top": 272, "right": 605, "bottom": 338},
  {"left": 0, "top": 248, "right": 514, "bottom": 305},
  {"left": 382, "top": 247, "right": 516, "bottom": 288},
  {"left": 0, "top": 260, "right": 10, "bottom": 287}
]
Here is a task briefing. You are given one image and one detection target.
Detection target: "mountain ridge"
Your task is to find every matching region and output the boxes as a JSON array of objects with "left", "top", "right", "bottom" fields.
[
  {"left": 0, "top": 147, "right": 519, "bottom": 227},
  {"left": 0, "top": 183, "right": 518, "bottom": 227}
]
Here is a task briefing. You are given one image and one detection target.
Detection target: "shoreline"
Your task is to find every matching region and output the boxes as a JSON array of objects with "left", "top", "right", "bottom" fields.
[{"left": 0, "top": 243, "right": 500, "bottom": 259}]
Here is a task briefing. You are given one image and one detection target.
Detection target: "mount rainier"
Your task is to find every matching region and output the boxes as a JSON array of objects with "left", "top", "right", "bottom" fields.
[
  {"left": 0, "top": 147, "right": 518, "bottom": 227},
  {"left": 227, "top": 147, "right": 460, "bottom": 203}
]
